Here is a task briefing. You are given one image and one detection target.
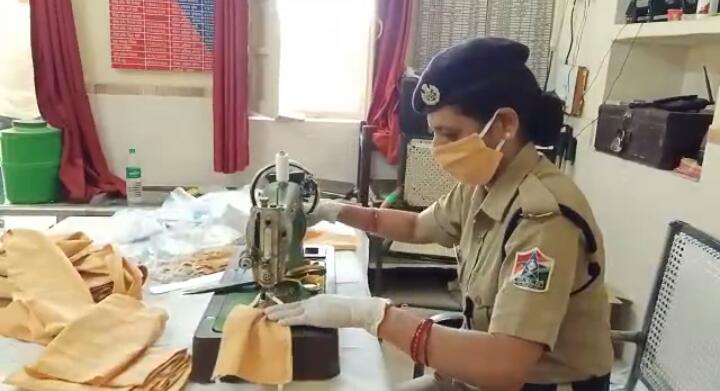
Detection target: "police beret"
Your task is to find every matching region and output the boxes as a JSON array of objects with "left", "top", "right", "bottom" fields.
[{"left": 412, "top": 37, "right": 532, "bottom": 113}]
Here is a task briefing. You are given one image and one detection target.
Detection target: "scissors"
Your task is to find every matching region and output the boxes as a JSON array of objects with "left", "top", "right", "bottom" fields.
[{"left": 182, "top": 280, "right": 258, "bottom": 295}]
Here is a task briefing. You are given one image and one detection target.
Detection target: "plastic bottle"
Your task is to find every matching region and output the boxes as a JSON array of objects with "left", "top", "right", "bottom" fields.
[{"left": 126, "top": 148, "right": 143, "bottom": 205}]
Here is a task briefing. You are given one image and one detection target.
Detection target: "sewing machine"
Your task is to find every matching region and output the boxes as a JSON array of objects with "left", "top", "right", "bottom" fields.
[{"left": 190, "top": 152, "right": 340, "bottom": 383}]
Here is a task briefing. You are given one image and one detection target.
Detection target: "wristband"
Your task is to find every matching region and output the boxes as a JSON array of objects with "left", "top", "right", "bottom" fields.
[{"left": 384, "top": 192, "right": 399, "bottom": 206}]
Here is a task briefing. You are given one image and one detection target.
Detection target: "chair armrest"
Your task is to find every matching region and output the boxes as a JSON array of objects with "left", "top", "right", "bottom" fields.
[
  {"left": 430, "top": 312, "right": 465, "bottom": 329},
  {"left": 611, "top": 330, "right": 644, "bottom": 344}
]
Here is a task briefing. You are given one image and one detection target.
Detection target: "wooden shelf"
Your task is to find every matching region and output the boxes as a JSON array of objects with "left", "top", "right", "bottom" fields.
[{"left": 614, "top": 17, "right": 720, "bottom": 46}]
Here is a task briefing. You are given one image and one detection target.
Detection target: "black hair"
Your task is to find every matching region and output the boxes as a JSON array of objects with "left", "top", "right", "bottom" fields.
[{"left": 453, "top": 68, "right": 564, "bottom": 147}]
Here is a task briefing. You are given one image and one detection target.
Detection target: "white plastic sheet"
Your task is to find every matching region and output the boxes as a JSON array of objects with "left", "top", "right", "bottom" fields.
[{"left": 108, "top": 187, "right": 252, "bottom": 283}]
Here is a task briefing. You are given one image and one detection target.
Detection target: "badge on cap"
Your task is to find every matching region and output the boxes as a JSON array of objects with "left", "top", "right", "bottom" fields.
[
  {"left": 511, "top": 248, "right": 554, "bottom": 292},
  {"left": 420, "top": 83, "right": 440, "bottom": 106}
]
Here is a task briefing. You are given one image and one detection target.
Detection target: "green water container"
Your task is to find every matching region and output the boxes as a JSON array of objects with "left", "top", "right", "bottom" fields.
[{"left": 0, "top": 119, "right": 62, "bottom": 204}]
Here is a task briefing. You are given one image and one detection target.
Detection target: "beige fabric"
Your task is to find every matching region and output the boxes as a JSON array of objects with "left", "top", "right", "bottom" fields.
[
  {"left": 0, "top": 245, "right": 7, "bottom": 277},
  {"left": 417, "top": 144, "right": 614, "bottom": 385},
  {"left": 0, "top": 276, "right": 16, "bottom": 300},
  {"left": 305, "top": 229, "right": 359, "bottom": 250},
  {"left": 53, "top": 232, "right": 146, "bottom": 302},
  {"left": 5, "top": 294, "right": 191, "bottom": 391},
  {"left": 0, "top": 230, "right": 95, "bottom": 344},
  {"left": 214, "top": 305, "right": 292, "bottom": 385}
]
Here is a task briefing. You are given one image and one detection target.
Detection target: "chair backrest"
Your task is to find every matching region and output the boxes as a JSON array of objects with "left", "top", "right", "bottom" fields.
[
  {"left": 401, "top": 138, "right": 456, "bottom": 208},
  {"left": 395, "top": 74, "right": 456, "bottom": 208},
  {"left": 629, "top": 221, "right": 720, "bottom": 390}
]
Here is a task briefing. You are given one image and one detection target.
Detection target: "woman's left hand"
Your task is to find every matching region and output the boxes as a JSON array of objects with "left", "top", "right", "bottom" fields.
[{"left": 264, "top": 294, "right": 389, "bottom": 336}]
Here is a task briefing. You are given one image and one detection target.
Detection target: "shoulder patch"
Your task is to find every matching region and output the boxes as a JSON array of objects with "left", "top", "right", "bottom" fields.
[{"left": 511, "top": 248, "right": 554, "bottom": 292}]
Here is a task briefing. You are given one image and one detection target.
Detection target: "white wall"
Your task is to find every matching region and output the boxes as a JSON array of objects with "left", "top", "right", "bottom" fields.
[
  {"left": 0, "top": 0, "right": 39, "bottom": 119},
  {"left": 91, "top": 94, "right": 365, "bottom": 186},
  {"left": 551, "top": 0, "right": 720, "bottom": 327},
  {"left": 71, "top": 0, "right": 395, "bottom": 186}
]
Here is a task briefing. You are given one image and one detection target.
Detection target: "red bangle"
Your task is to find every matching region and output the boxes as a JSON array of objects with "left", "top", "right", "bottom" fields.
[
  {"left": 410, "top": 319, "right": 433, "bottom": 364},
  {"left": 422, "top": 322, "right": 434, "bottom": 367}
]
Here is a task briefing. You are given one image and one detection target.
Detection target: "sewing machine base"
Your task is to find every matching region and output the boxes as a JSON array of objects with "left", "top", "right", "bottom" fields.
[
  {"left": 190, "top": 247, "right": 340, "bottom": 383},
  {"left": 191, "top": 320, "right": 339, "bottom": 383}
]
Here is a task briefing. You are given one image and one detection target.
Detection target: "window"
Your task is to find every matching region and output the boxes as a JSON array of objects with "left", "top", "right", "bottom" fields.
[
  {"left": 250, "top": 0, "right": 376, "bottom": 121},
  {"left": 0, "top": 0, "right": 39, "bottom": 120},
  {"left": 409, "top": 0, "right": 555, "bottom": 88}
]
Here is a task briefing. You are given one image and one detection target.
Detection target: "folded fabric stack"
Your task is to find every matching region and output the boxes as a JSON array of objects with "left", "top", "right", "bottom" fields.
[
  {"left": 52, "top": 232, "right": 147, "bottom": 302},
  {"left": 7, "top": 294, "right": 191, "bottom": 391},
  {"left": 0, "top": 229, "right": 191, "bottom": 391},
  {"left": 0, "top": 231, "right": 147, "bottom": 305},
  {"left": 0, "top": 230, "right": 97, "bottom": 344}
]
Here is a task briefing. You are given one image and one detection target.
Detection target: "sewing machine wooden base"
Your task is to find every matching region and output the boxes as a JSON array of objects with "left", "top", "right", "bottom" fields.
[{"left": 190, "top": 247, "right": 340, "bottom": 383}]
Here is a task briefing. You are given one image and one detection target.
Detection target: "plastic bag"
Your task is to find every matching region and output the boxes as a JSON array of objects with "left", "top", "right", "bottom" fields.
[{"left": 109, "top": 187, "right": 252, "bottom": 283}]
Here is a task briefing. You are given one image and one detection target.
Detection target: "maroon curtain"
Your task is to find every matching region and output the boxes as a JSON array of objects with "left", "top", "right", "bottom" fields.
[
  {"left": 30, "top": 0, "right": 125, "bottom": 202},
  {"left": 213, "top": 0, "right": 250, "bottom": 173},
  {"left": 366, "top": 0, "right": 412, "bottom": 165}
]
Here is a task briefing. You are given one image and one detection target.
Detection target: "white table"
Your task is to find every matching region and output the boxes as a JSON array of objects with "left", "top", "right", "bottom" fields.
[{"left": 0, "top": 217, "right": 392, "bottom": 391}]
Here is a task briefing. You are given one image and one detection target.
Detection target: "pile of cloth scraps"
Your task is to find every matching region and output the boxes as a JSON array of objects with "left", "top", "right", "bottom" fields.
[
  {"left": 0, "top": 229, "right": 190, "bottom": 391},
  {"left": 154, "top": 246, "right": 233, "bottom": 282}
]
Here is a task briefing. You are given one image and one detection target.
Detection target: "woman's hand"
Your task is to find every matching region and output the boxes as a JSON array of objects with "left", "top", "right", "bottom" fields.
[
  {"left": 264, "top": 294, "right": 389, "bottom": 336},
  {"left": 306, "top": 200, "right": 343, "bottom": 227}
]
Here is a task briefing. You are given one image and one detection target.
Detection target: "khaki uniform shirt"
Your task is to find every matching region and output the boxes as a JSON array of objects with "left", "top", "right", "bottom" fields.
[{"left": 417, "top": 144, "right": 613, "bottom": 385}]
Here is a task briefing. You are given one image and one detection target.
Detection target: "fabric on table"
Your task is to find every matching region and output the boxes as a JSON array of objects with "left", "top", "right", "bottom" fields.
[
  {"left": 0, "top": 242, "right": 7, "bottom": 277},
  {"left": 0, "top": 277, "right": 16, "bottom": 300},
  {"left": 0, "top": 229, "right": 95, "bottom": 344},
  {"left": 154, "top": 247, "right": 233, "bottom": 282},
  {"left": 213, "top": 305, "right": 292, "bottom": 385},
  {"left": 53, "top": 232, "right": 146, "bottom": 302},
  {"left": 305, "top": 228, "right": 359, "bottom": 250},
  {"left": 5, "top": 294, "right": 191, "bottom": 391},
  {"left": 0, "top": 241, "right": 9, "bottom": 303},
  {"left": 180, "top": 247, "right": 233, "bottom": 276}
]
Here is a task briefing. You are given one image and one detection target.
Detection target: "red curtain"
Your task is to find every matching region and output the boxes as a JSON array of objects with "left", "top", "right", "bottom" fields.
[
  {"left": 213, "top": 0, "right": 250, "bottom": 173},
  {"left": 30, "top": 0, "right": 125, "bottom": 202},
  {"left": 366, "top": 0, "right": 413, "bottom": 165}
]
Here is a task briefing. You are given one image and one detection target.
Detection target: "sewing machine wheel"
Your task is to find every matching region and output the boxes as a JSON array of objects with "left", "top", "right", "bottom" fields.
[{"left": 249, "top": 161, "right": 320, "bottom": 214}]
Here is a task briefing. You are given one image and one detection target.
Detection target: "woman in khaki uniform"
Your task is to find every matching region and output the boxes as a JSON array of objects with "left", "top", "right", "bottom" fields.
[{"left": 266, "top": 38, "right": 614, "bottom": 391}]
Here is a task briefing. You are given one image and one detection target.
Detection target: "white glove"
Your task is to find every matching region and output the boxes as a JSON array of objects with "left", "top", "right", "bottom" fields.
[
  {"left": 264, "top": 294, "right": 390, "bottom": 336},
  {"left": 305, "top": 200, "right": 343, "bottom": 228}
]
